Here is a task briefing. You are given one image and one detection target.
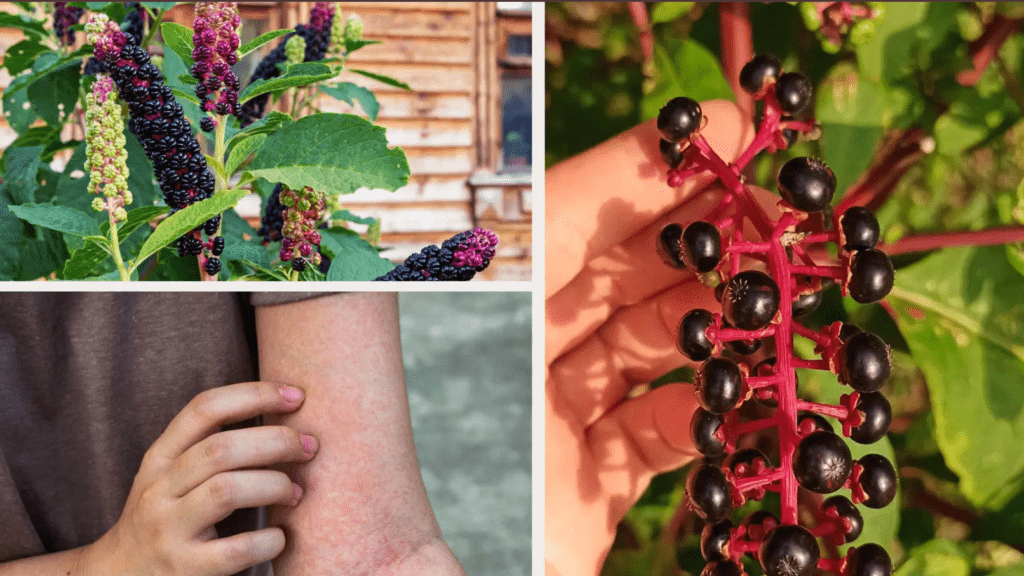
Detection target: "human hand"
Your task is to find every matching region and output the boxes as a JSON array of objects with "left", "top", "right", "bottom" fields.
[
  {"left": 82, "top": 381, "right": 319, "bottom": 576},
  {"left": 545, "top": 100, "right": 755, "bottom": 576}
]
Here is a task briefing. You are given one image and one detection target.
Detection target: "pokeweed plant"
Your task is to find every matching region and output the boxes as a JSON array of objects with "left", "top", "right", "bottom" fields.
[{"left": 0, "top": 2, "right": 497, "bottom": 281}]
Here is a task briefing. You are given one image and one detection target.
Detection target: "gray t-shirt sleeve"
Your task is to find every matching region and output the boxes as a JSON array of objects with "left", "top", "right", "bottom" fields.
[{"left": 245, "top": 292, "right": 347, "bottom": 307}]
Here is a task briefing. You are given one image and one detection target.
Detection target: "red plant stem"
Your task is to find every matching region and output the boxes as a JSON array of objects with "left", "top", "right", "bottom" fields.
[
  {"left": 716, "top": 325, "right": 777, "bottom": 341},
  {"left": 796, "top": 399, "right": 849, "bottom": 420},
  {"left": 810, "top": 521, "right": 842, "bottom": 538},
  {"left": 881, "top": 225, "right": 1024, "bottom": 256},
  {"left": 728, "top": 241, "right": 774, "bottom": 253},
  {"left": 818, "top": 558, "right": 845, "bottom": 573},
  {"left": 769, "top": 215, "right": 800, "bottom": 526},
  {"left": 958, "top": 14, "right": 1022, "bottom": 86},
  {"left": 748, "top": 374, "right": 785, "bottom": 389},
  {"left": 790, "top": 320, "right": 830, "bottom": 346},
  {"left": 800, "top": 231, "right": 838, "bottom": 244},
  {"left": 788, "top": 264, "right": 845, "bottom": 279},
  {"left": 734, "top": 88, "right": 785, "bottom": 170},
  {"left": 731, "top": 538, "right": 761, "bottom": 557},
  {"left": 791, "top": 357, "right": 831, "bottom": 370},
  {"left": 734, "top": 468, "right": 785, "bottom": 492},
  {"left": 728, "top": 416, "right": 781, "bottom": 436},
  {"left": 719, "top": 2, "right": 754, "bottom": 118},
  {"left": 835, "top": 129, "right": 929, "bottom": 214},
  {"left": 628, "top": 2, "right": 654, "bottom": 67}
]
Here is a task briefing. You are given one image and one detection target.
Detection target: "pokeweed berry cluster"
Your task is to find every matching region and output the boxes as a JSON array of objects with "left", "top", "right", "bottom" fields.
[
  {"left": 53, "top": 2, "right": 84, "bottom": 47},
  {"left": 85, "top": 13, "right": 223, "bottom": 276},
  {"left": 658, "top": 55, "right": 897, "bottom": 576},
  {"left": 277, "top": 185, "right": 327, "bottom": 273},
  {"left": 374, "top": 228, "right": 499, "bottom": 281},
  {"left": 237, "top": 2, "right": 336, "bottom": 126},
  {"left": 84, "top": 75, "right": 131, "bottom": 222},
  {"left": 800, "top": 2, "right": 884, "bottom": 53},
  {"left": 191, "top": 1, "right": 241, "bottom": 125}
]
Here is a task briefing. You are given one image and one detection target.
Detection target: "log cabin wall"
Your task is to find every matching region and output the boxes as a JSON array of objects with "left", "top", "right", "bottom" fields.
[{"left": 0, "top": 2, "right": 533, "bottom": 281}]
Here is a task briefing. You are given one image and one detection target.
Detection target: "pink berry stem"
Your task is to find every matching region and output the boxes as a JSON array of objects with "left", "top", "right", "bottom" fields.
[
  {"left": 799, "top": 231, "right": 838, "bottom": 244},
  {"left": 715, "top": 325, "right": 778, "bottom": 341},
  {"left": 881, "top": 224, "right": 1024, "bottom": 255},
  {"left": 728, "top": 241, "right": 774, "bottom": 253},
  {"left": 734, "top": 468, "right": 785, "bottom": 492},
  {"left": 795, "top": 400, "right": 850, "bottom": 420},
  {"left": 727, "top": 415, "right": 781, "bottom": 436},
  {"left": 790, "top": 320, "right": 831, "bottom": 346},
  {"left": 731, "top": 537, "right": 762, "bottom": 558},
  {"left": 788, "top": 264, "right": 846, "bottom": 279},
  {"left": 791, "top": 357, "right": 831, "bottom": 370},
  {"left": 818, "top": 558, "right": 846, "bottom": 573},
  {"left": 747, "top": 374, "right": 786, "bottom": 389}
]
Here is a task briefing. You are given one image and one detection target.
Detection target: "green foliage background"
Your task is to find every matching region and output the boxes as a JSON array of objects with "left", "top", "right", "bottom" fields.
[{"left": 547, "top": 3, "right": 1024, "bottom": 575}]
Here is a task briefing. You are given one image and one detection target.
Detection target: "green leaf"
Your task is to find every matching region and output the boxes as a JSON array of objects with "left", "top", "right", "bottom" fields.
[
  {"left": 27, "top": 60, "right": 80, "bottom": 128},
  {"left": 239, "top": 62, "right": 335, "bottom": 104},
  {"left": 331, "top": 209, "right": 376, "bottom": 226},
  {"left": 0, "top": 185, "right": 25, "bottom": 280},
  {"left": 238, "top": 29, "right": 292, "bottom": 58},
  {"left": 220, "top": 239, "right": 270, "bottom": 268},
  {"left": 8, "top": 204, "right": 101, "bottom": 237},
  {"left": 349, "top": 68, "right": 412, "bottom": 91},
  {"left": 894, "top": 540, "right": 971, "bottom": 576},
  {"left": 170, "top": 87, "right": 200, "bottom": 106},
  {"left": 143, "top": 2, "right": 177, "bottom": 12},
  {"left": 815, "top": 62, "right": 887, "bottom": 199},
  {"left": 3, "top": 39, "right": 48, "bottom": 76},
  {"left": 2, "top": 145, "right": 44, "bottom": 204},
  {"left": 226, "top": 111, "right": 292, "bottom": 152},
  {"left": 246, "top": 113, "right": 410, "bottom": 195},
  {"left": 888, "top": 246, "right": 1024, "bottom": 509},
  {"left": 343, "top": 39, "right": 381, "bottom": 54},
  {"left": 321, "top": 229, "right": 395, "bottom": 280},
  {"left": 130, "top": 189, "right": 248, "bottom": 269},
  {"left": 225, "top": 133, "right": 266, "bottom": 175},
  {"left": 650, "top": 2, "right": 694, "bottom": 24},
  {"left": 160, "top": 22, "right": 195, "bottom": 67},
  {"left": 321, "top": 82, "right": 380, "bottom": 121},
  {"left": 0, "top": 12, "right": 48, "bottom": 38},
  {"left": 177, "top": 74, "right": 198, "bottom": 85},
  {"left": 2, "top": 78, "right": 37, "bottom": 135},
  {"left": 989, "top": 564, "right": 1024, "bottom": 576},
  {"left": 641, "top": 37, "right": 733, "bottom": 120}
]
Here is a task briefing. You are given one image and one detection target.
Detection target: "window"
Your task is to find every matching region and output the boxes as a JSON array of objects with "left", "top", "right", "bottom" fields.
[
  {"left": 232, "top": 18, "right": 267, "bottom": 89},
  {"left": 507, "top": 34, "right": 531, "bottom": 58},
  {"left": 501, "top": 75, "right": 530, "bottom": 172}
]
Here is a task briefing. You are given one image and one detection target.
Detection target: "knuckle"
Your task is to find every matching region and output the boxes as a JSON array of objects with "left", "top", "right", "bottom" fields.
[
  {"left": 270, "top": 426, "right": 295, "bottom": 454},
  {"left": 225, "top": 535, "right": 258, "bottom": 566},
  {"left": 207, "top": 474, "right": 237, "bottom": 509},
  {"left": 202, "top": 435, "right": 232, "bottom": 468},
  {"left": 190, "top": 389, "right": 220, "bottom": 423}
]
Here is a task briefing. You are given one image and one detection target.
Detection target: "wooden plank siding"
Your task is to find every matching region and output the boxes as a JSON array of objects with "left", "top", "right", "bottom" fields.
[{"left": 0, "top": 2, "right": 532, "bottom": 281}]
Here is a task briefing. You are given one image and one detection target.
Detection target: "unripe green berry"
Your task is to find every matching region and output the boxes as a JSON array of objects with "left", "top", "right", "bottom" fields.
[
  {"left": 92, "top": 197, "right": 106, "bottom": 212},
  {"left": 849, "top": 19, "right": 877, "bottom": 46},
  {"left": 800, "top": 2, "right": 822, "bottom": 31},
  {"left": 285, "top": 35, "right": 306, "bottom": 66},
  {"left": 344, "top": 14, "right": 363, "bottom": 42},
  {"left": 113, "top": 207, "right": 127, "bottom": 222}
]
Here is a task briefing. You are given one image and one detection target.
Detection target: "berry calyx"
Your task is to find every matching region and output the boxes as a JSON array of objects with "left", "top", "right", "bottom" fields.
[
  {"left": 792, "top": 430, "right": 852, "bottom": 493},
  {"left": 855, "top": 454, "right": 897, "bottom": 508},
  {"left": 658, "top": 97, "right": 703, "bottom": 143},
  {"left": 774, "top": 72, "right": 813, "bottom": 115},
  {"left": 839, "top": 206, "right": 880, "bottom": 251},
  {"left": 721, "top": 270, "right": 781, "bottom": 330},
  {"left": 696, "top": 358, "right": 744, "bottom": 414},
  {"left": 839, "top": 332, "right": 891, "bottom": 392},
  {"left": 849, "top": 392, "right": 892, "bottom": 444},
  {"left": 679, "top": 308, "right": 716, "bottom": 361},
  {"left": 739, "top": 54, "right": 782, "bottom": 94},
  {"left": 846, "top": 544, "right": 893, "bottom": 576},
  {"left": 687, "top": 462, "right": 733, "bottom": 524},
  {"left": 681, "top": 221, "right": 722, "bottom": 272},
  {"left": 725, "top": 448, "right": 771, "bottom": 476},
  {"left": 798, "top": 412, "right": 834, "bottom": 435},
  {"left": 691, "top": 408, "right": 726, "bottom": 457},
  {"left": 742, "top": 510, "right": 779, "bottom": 542},
  {"left": 847, "top": 249, "right": 894, "bottom": 303},
  {"left": 758, "top": 525, "right": 820, "bottom": 576},
  {"left": 821, "top": 495, "right": 863, "bottom": 543},
  {"left": 700, "top": 520, "right": 734, "bottom": 561},
  {"left": 657, "top": 223, "right": 687, "bottom": 269},
  {"left": 777, "top": 157, "right": 836, "bottom": 213}
]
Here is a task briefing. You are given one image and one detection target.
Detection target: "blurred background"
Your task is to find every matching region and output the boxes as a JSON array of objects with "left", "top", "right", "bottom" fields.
[
  {"left": 398, "top": 292, "right": 531, "bottom": 576},
  {"left": 547, "top": 3, "right": 1024, "bottom": 575}
]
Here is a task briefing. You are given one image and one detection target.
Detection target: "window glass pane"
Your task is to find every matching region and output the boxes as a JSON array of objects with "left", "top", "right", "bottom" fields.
[
  {"left": 232, "top": 18, "right": 267, "bottom": 87},
  {"left": 497, "top": 2, "right": 531, "bottom": 13},
  {"left": 507, "top": 34, "right": 531, "bottom": 57},
  {"left": 501, "top": 75, "right": 531, "bottom": 172}
]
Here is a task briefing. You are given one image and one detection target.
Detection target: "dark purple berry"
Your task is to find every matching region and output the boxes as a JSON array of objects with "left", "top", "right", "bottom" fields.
[
  {"left": 791, "top": 290, "right": 822, "bottom": 318},
  {"left": 204, "top": 257, "right": 221, "bottom": 276},
  {"left": 696, "top": 358, "right": 743, "bottom": 415},
  {"left": 848, "top": 248, "right": 894, "bottom": 303},
  {"left": 840, "top": 206, "right": 880, "bottom": 251},
  {"left": 782, "top": 128, "right": 799, "bottom": 148},
  {"left": 200, "top": 116, "right": 215, "bottom": 132},
  {"left": 701, "top": 520, "right": 734, "bottom": 562},
  {"left": 721, "top": 270, "right": 780, "bottom": 331},
  {"left": 777, "top": 157, "right": 836, "bottom": 213},
  {"left": 657, "top": 97, "right": 702, "bottom": 143},
  {"left": 292, "top": 257, "right": 307, "bottom": 272},
  {"left": 211, "top": 236, "right": 225, "bottom": 256},
  {"left": 798, "top": 412, "right": 834, "bottom": 434},
  {"left": 701, "top": 561, "right": 745, "bottom": 576},
  {"left": 793, "top": 430, "right": 852, "bottom": 493},
  {"left": 657, "top": 223, "right": 686, "bottom": 269},
  {"left": 686, "top": 462, "right": 732, "bottom": 524},
  {"left": 850, "top": 392, "right": 891, "bottom": 444},
  {"left": 681, "top": 221, "right": 722, "bottom": 272},
  {"left": 774, "top": 72, "right": 813, "bottom": 115},
  {"left": 739, "top": 54, "right": 782, "bottom": 94},
  {"left": 856, "top": 454, "right": 897, "bottom": 508},
  {"left": 679, "top": 308, "right": 715, "bottom": 361},
  {"left": 847, "top": 544, "right": 892, "bottom": 576},
  {"left": 839, "top": 323, "right": 862, "bottom": 341},
  {"left": 822, "top": 495, "right": 863, "bottom": 543},
  {"left": 839, "top": 332, "right": 891, "bottom": 392},
  {"left": 660, "top": 138, "right": 684, "bottom": 168},
  {"left": 691, "top": 408, "right": 726, "bottom": 457},
  {"left": 758, "top": 525, "right": 820, "bottom": 576}
]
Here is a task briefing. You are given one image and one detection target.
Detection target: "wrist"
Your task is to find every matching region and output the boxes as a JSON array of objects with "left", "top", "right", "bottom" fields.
[{"left": 381, "top": 538, "right": 466, "bottom": 576}]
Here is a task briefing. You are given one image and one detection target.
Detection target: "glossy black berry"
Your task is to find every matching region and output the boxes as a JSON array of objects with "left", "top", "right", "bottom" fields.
[
  {"left": 204, "top": 257, "right": 221, "bottom": 276},
  {"left": 848, "top": 249, "right": 894, "bottom": 303},
  {"left": 200, "top": 116, "right": 215, "bottom": 132},
  {"left": 657, "top": 97, "right": 702, "bottom": 143},
  {"left": 203, "top": 215, "right": 221, "bottom": 236},
  {"left": 701, "top": 519, "right": 734, "bottom": 561},
  {"left": 840, "top": 206, "right": 880, "bottom": 251},
  {"left": 292, "top": 257, "right": 307, "bottom": 272},
  {"left": 660, "top": 138, "right": 684, "bottom": 169},
  {"left": 679, "top": 308, "right": 715, "bottom": 361},
  {"left": 691, "top": 408, "right": 726, "bottom": 457},
  {"left": 721, "top": 270, "right": 780, "bottom": 330},
  {"left": 856, "top": 454, "right": 897, "bottom": 508},
  {"left": 758, "top": 525, "right": 820, "bottom": 576},
  {"left": 739, "top": 54, "right": 782, "bottom": 94},
  {"left": 791, "top": 290, "right": 822, "bottom": 318},
  {"left": 782, "top": 128, "right": 799, "bottom": 149},
  {"left": 686, "top": 462, "right": 732, "bottom": 524},
  {"left": 850, "top": 392, "right": 891, "bottom": 444},
  {"left": 839, "top": 323, "right": 863, "bottom": 342},
  {"left": 211, "top": 236, "right": 225, "bottom": 256},
  {"left": 700, "top": 560, "right": 745, "bottom": 576},
  {"left": 680, "top": 222, "right": 721, "bottom": 272},
  {"left": 847, "top": 544, "right": 893, "bottom": 576},
  {"left": 793, "top": 430, "right": 852, "bottom": 493},
  {"left": 774, "top": 72, "right": 813, "bottom": 115},
  {"left": 657, "top": 223, "right": 686, "bottom": 269},
  {"left": 777, "top": 157, "right": 836, "bottom": 213},
  {"left": 839, "top": 331, "right": 891, "bottom": 392},
  {"left": 724, "top": 448, "right": 770, "bottom": 476},
  {"left": 798, "top": 412, "right": 834, "bottom": 434},
  {"left": 696, "top": 358, "right": 744, "bottom": 414},
  {"left": 822, "top": 495, "right": 863, "bottom": 543}
]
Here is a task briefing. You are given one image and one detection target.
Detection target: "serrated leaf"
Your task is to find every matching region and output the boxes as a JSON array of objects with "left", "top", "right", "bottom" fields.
[
  {"left": 246, "top": 113, "right": 409, "bottom": 195},
  {"left": 349, "top": 68, "right": 412, "bottom": 91},
  {"left": 8, "top": 204, "right": 101, "bottom": 237},
  {"left": 2, "top": 145, "right": 44, "bottom": 204},
  {"left": 225, "top": 133, "right": 265, "bottom": 175},
  {"left": 238, "top": 29, "right": 292, "bottom": 58},
  {"left": 888, "top": 246, "right": 1024, "bottom": 510},
  {"left": 177, "top": 74, "right": 198, "bottom": 85},
  {"left": 320, "top": 82, "right": 380, "bottom": 121},
  {"left": 641, "top": 37, "right": 733, "bottom": 120},
  {"left": 170, "top": 87, "right": 200, "bottom": 106},
  {"left": 130, "top": 189, "right": 248, "bottom": 269},
  {"left": 3, "top": 39, "right": 48, "bottom": 75},
  {"left": 160, "top": 22, "right": 195, "bottom": 67},
  {"left": 61, "top": 205, "right": 168, "bottom": 279},
  {"left": 321, "top": 229, "right": 394, "bottom": 280},
  {"left": 238, "top": 62, "right": 335, "bottom": 104}
]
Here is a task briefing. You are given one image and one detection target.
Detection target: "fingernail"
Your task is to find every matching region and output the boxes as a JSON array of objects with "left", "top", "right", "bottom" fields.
[
  {"left": 281, "top": 385, "right": 304, "bottom": 403},
  {"left": 301, "top": 434, "right": 318, "bottom": 455},
  {"left": 292, "top": 483, "right": 303, "bottom": 505}
]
